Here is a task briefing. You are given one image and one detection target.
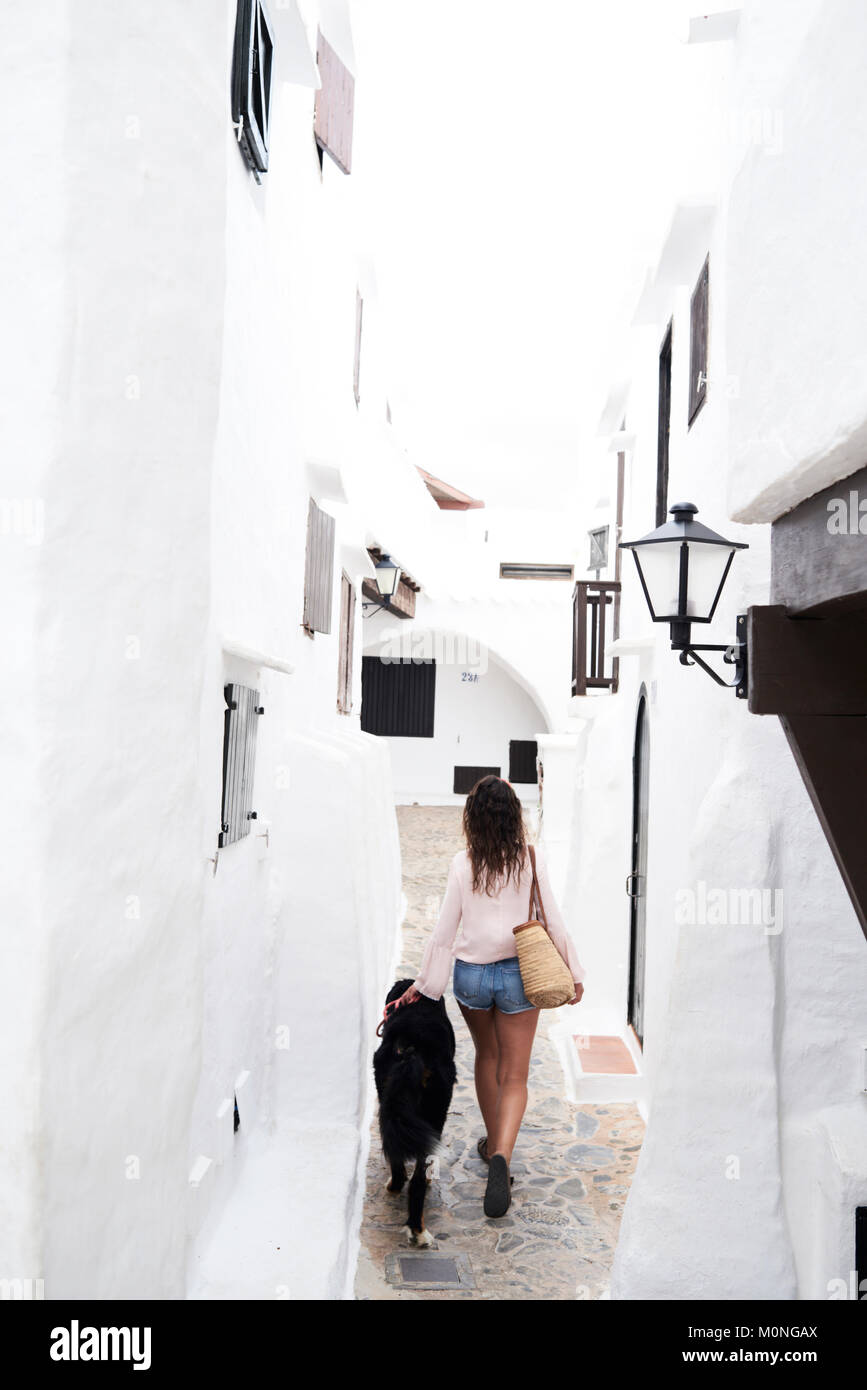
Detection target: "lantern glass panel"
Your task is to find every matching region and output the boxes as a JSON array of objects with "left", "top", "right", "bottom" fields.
[
  {"left": 632, "top": 541, "right": 684, "bottom": 619},
  {"left": 375, "top": 562, "right": 401, "bottom": 596},
  {"left": 684, "top": 543, "right": 736, "bottom": 620}
]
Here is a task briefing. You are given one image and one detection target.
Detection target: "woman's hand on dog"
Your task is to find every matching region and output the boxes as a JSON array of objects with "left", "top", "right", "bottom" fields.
[
  {"left": 393, "top": 986, "right": 421, "bottom": 1011},
  {"left": 567, "top": 984, "right": 584, "bottom": 1005}
]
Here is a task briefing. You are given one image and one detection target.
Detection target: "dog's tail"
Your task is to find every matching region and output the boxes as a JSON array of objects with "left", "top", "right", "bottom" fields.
[{"left": 378, "top": 1051, "right": 439, "bottom": 1163}]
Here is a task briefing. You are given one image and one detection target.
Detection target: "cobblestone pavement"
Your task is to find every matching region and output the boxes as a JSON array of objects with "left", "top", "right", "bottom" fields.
[{"left": 354, "top": 806, "right": 645, "bottom": 1301}]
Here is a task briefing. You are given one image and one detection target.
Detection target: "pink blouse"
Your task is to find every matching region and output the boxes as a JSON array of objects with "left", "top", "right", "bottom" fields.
[{"left": 412, "top": 845, "right": 586, "bottom": 1001}]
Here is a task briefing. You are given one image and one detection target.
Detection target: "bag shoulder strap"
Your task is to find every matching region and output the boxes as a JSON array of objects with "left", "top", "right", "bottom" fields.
[{"left": 527, "top": 845, "right": 549, "bottom": 930}]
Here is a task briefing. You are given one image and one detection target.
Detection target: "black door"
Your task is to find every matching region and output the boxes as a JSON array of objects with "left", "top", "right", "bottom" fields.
[{"left": 627, "top": 692, "right": 650, "bottom": 1045}]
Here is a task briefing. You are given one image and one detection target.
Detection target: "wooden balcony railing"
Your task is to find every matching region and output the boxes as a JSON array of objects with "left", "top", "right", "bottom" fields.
[{"left": 572, "top": 581, "right": 621, "bottom": 696}]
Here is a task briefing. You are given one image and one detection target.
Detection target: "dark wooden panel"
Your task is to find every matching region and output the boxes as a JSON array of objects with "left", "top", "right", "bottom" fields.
[
  {"left": 656, "top": 322, "right": 672, "bottom": 525},
  {"left": 779, "top": 713, "right": 867, "bottom": 941},
  {"left": 688, "top": 255, "right": 709, "bottom": 427},
  {"left": 509, "top": 740, "right": 538, "bottom": 784},
  {"left": 361, "top": 657, "right": 435, "bottom": 737},
  {"left": 453, "top": 766, "right": 500, "bottom": 795},
  {"left": 748, "top": 606, "right": 867, "bottom": 715},
  {"left": 771, "top": 463, "right": 867, "bottom": 616},
  {"left": 314, "top": 30, "right": 354, "bottom": 175}
]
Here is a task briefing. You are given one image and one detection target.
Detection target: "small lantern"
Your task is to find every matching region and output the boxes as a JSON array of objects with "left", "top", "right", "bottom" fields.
[
  {"left": 374, "top": 554, "right": 401, "bottom": 599},
  {"left": 619, "top": 502, "right": 749, "bottom": 696}
]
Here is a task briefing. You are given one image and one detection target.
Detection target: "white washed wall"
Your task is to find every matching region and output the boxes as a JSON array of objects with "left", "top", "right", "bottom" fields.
[
  {"left": 1, "top": 0, "right": 404, "bottom": 1300},
  {"left": 562, "top": 0, "right": 867, "bottom": 1300}
]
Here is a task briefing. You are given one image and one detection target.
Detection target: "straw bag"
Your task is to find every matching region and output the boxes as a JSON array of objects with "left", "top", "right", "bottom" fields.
[{"left": 513, "top": 846, "right": 576, "bottom": 1009}]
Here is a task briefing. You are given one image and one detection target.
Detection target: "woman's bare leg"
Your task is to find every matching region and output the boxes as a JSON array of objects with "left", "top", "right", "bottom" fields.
[
  {"left": 457, "top": 1002, "right": 499, "bottom": 1147},
  {"left": 487, "top": 1006, "right": 540, "bottom": 1162}
]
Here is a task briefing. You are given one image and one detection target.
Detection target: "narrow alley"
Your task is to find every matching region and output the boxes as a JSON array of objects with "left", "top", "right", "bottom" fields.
[{"left": 355, "top": 806, "right": 645, "bottom": 1301}]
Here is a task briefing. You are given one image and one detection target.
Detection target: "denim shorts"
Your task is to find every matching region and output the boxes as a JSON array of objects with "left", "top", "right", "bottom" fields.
[{"left": 453, "top": 956, "right": 536, "bottom": 1014}]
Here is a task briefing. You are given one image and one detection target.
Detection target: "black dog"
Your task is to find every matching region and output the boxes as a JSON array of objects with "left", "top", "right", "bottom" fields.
[{"left": 373, "top": 979, "right": 457, "bottom": 1246}]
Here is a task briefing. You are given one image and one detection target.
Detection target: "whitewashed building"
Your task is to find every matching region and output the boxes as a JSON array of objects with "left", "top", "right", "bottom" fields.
[
  {"left": 539, "top": 0, "right": 867, "bottom": 1300},
  {"left": 0, "top": 0, "right": 480, "bottom": 1301}
]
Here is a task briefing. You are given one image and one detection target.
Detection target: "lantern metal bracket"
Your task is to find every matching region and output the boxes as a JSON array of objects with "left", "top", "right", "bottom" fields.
[{"left": 674, "top": 614, "right": 748, "bottom": 698}]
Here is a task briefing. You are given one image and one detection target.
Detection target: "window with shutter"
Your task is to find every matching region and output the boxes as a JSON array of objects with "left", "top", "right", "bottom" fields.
[
  {"left": 231, "top": 0, "right": 275, "bottom": 183},
  {"left": 688, "top": 255, "right": 710, "bottom": 427},
  {"left": 302, "top": 498, "right": 336, "bottom": 636},
  {"left": 656, "top": 321, "right": 673, "bottom": 526},
  {"left": 508, "top": 741, "right": 538, "bottom": 785},
  {"left": 588, "top": 527, "right": 609, "bottom": 572},
  {"left": 219, "top": 683, "right": 264, "bottom": 848},
  {"left": 337, "top": 571, "right": 356, "bottom": 713},
  {"left": 314, "top": 29, "right": 354, "bottom": 175},
  {"left": 499, "top": 563, "right": 574, "bottom": 581},
  {"left": 361, "top": 657, "right": 436, "bottom": 737}
]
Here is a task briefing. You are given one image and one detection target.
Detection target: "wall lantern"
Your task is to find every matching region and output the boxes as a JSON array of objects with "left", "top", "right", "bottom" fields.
[
  {"left": 361, "top": 553, "right": 402, "bottom": 612},
  {"left": 619, "top": 502, "right": 749, "bottom": 696}
]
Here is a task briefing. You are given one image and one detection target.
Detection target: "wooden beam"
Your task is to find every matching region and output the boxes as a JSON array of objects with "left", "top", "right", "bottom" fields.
[
  {"left": 780, "top": 714, "right": 867, "bottom": 942},
  {"left": 361, "top": 576, "right": 416, "bottom": 619},
  {"left": 771, "top": 463, "right": 867, "bottom": 616},
  {"left": 748, "top": 605, "right": 867, "bottom": 715}
]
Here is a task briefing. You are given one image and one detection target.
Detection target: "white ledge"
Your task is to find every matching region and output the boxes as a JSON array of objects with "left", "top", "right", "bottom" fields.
[
  {"left": 221, "top": 638, "right": 295, "bottom": 675},
  {"left": 606, "top": 636, "right": 655, "bottom": 657}
]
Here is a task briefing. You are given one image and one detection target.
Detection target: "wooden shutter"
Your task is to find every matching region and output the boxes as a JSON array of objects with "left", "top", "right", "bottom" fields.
[
  {"left": 509, "top": 740, "right": 538, "bottom": 784},
  {"left": 588, "top": 527, "right": 609, "bottom": 571},
  {"left": 360, "top": 657, "right": 436, "bottom": 737},
  {"left": 219, "top": 684, "right": 263, "bottom": 847},
  {"left": 353, "top": 290, "right": 363, "bottom": 405},
  {"left": 302, "top": 498, "right": 336, "bottom": 635},
  {"left": 656, "top": 321, "right": 673, "bottom": 525},
  {"left": 453, "top": 766, "right": 500, "bottom": 795},
  {"left": 314, "top": 30, "right": 354, "bottom": 175},
  {"left": 337, "top": 571, "right": 356, "bottom": 713},
  {"left": 688, "top": 255, "right": 710, "bottom": 426},
  {"left": 231, "top": 0, "right": 275, "bottom": 182}
]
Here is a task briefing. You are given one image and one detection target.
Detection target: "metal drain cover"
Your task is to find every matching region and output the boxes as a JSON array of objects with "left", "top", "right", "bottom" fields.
[{"left": 385, "top": 1252, "right": 475, "bottom": 1290}]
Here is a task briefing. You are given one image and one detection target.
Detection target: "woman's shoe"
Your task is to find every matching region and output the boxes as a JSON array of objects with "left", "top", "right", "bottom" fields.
[
  {"left": 477, "top": 1137, "right": 491, "bottom": 1164},
  {"left": 484, "top": 1154, "right": 512, "bottom": 1217}
]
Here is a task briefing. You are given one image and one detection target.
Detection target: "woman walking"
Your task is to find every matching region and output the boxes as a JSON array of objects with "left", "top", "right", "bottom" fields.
[{"left": 394, "top": 776, "right": 585, "bottom": 1218}]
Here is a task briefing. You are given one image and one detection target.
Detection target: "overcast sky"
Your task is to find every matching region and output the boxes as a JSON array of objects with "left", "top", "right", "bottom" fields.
[{"left": 349, "top": 0, "right": 718, "bottom": 503}]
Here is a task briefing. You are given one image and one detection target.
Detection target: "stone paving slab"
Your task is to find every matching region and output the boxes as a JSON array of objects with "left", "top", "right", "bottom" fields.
[{"left": 354, "top": 806, "right": 645, "bottom": 1301}]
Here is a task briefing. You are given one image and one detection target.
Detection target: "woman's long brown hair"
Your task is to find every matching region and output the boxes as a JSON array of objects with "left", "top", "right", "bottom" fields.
[{"left": 462, "top": 775, "right": 528, "bottom": 896}]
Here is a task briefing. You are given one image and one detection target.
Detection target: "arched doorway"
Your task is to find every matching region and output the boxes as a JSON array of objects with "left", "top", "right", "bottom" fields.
[{"left": 627, "top": 688, "right": 650, "bottom": 1046}]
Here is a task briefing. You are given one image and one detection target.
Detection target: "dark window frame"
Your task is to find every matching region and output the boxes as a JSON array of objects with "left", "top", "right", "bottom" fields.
[
  {"left": 656, "top": 320, "right": 673, "bottom": 526},
  {"left": 231, "top": 0, "right": 275, "bottom": 183}
]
